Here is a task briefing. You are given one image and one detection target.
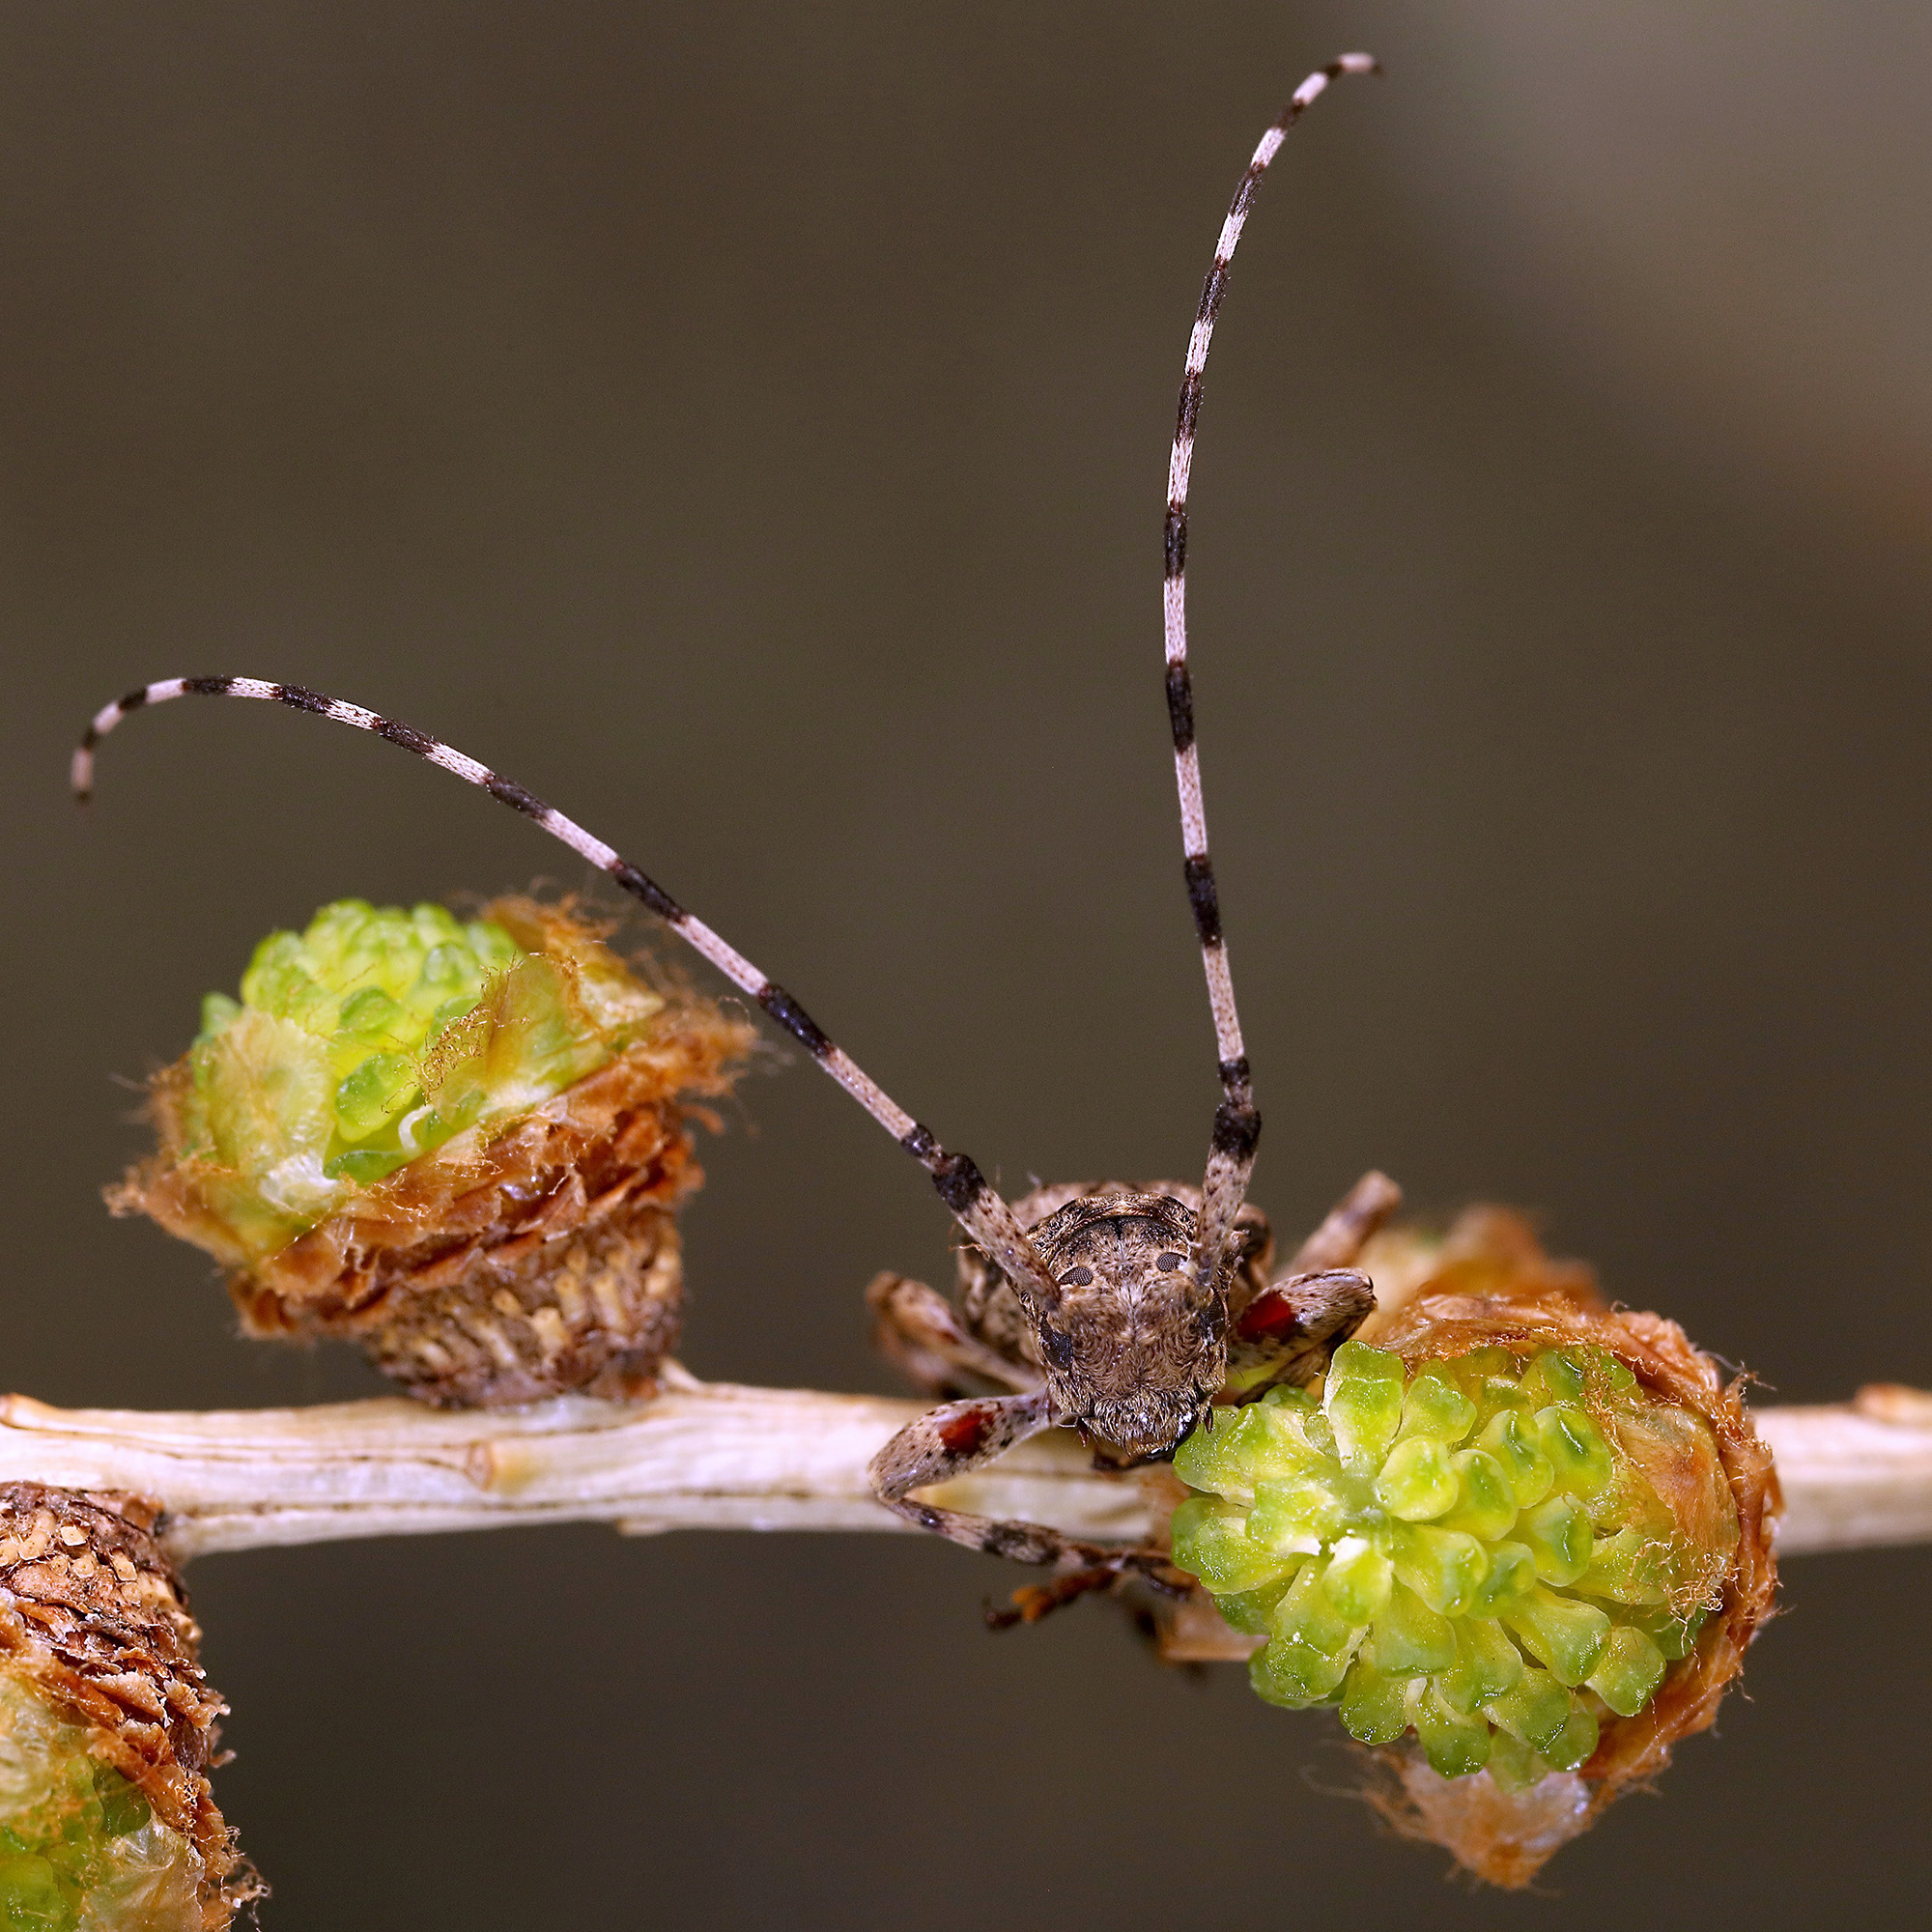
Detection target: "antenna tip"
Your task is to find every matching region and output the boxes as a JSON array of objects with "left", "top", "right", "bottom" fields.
[
  {"left": 70, "top": 747, "right": 95, "bottom": 806},
  {"left": 1338, "top": 51, "right": 1381, "bottom": 76}
]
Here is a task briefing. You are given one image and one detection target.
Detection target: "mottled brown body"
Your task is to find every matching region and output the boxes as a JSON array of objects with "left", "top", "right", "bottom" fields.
[
  {"left": 952, "top": 1180, "right": 1272, "bottom": 1375},
  {"left": 1017, "top": 1189, "right": 1227, "bottom": 1451},
  {"left": 867, "top": 1171, "right": 1394, "bottom": 1603}
]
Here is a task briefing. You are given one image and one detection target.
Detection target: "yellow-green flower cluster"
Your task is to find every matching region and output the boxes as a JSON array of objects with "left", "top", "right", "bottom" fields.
[
  {"left": 1172, "top": 1341, "right": 1717, "bottom": 1787},
  {"left": 180, "top": 899, "right": 662, "bottom": 1260},
  {"left": 0, "top": 1675, "right": 202, "bottom": 1930}
]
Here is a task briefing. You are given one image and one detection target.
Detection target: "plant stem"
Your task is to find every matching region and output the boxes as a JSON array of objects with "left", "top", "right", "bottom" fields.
[{"left": 0, "top": 1368, "right": 1925, "bottom": 1565}]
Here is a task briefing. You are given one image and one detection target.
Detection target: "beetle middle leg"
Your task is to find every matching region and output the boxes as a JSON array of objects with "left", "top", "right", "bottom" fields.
[
  {"left": 865, "top": 1271, "right": 1040, "bottom": 1401},
  {"left": 1285, "top": 1168, "right": 1402, "bottom": 1274}
]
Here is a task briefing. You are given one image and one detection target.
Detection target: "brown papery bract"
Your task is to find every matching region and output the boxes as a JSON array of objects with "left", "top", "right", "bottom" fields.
[{"left": 0, "top": 1483, "right": 260, "bottom": 1927}]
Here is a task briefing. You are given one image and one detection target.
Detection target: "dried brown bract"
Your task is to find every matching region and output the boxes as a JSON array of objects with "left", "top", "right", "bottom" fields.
[{"left": 0, "top": 1482, "right": 259, "bottom": 1927}]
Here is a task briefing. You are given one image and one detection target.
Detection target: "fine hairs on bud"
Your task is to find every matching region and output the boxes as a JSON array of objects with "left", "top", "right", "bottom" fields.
[{"left": 111, "top": 895, "right": 753, "bottom": 1407}]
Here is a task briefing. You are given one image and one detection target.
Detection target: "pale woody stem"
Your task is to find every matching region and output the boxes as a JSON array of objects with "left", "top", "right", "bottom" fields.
[{"left": 0, "top": 1366, "right": 1926, "bottom": 1566}]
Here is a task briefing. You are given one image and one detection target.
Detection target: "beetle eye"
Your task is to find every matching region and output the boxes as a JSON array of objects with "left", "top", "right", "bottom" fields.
[{"left": 1039, "top": 1325, "right": 1076, "bottom": 1371}]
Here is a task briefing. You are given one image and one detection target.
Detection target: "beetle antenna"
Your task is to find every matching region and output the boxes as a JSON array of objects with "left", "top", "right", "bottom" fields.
[
  {"left": 73, "top": 676, "right": 1064, "bottom": 1311},
  {"left": 1163, "top": 52, "right": 1378, "bottom": 1287}
]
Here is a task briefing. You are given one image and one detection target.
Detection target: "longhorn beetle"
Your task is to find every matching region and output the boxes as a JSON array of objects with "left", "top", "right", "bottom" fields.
[{"left": 75, "top": 55, "right": 1389, "bottom": 1610}]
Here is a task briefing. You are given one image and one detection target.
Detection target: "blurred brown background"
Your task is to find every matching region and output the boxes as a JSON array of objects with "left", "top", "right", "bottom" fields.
[{"left": 2, "top": 3, "right": 1929, "bottom": 1924}]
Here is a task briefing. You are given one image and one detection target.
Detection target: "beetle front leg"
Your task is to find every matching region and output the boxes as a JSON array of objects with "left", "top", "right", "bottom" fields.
[
  {"left": 1221, "top": 1265, "right": 1375, "bottom": 1398},
  {"left": 868, "top": 1390, "right": 1174, "bottom": 1581}
]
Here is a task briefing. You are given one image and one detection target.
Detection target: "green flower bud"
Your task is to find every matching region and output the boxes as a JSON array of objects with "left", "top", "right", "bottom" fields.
[
  {"left": 114, "top": 896, "right": 753, "bottom": 1406},
  {"left": 1586, "top": 1622, "right": 1669, "bottom": 1719},
  {"left": 1375, "top": 1436, "right": 1459, "bottom": 1521},
  {"left": 1367, "top": 1582, "right": 1456, "bottom": 1675},
  {"left": 1475, "top": 1408, "right": 1554, "bottom": 1509},
  {"left": 1323, "top": 1339, "right": 1405, "bottom": 1468},
  {"left": 173, "top": 896, "right": 664, "bottom": 1262},
  {"left": 0, "top": 1674, "right": 201, "bottom": 1930},
  {"left": 1171, "top": 1342, "right": 1737, "bottom": 1784},
  {"left": 1166, "top": 1496, "right": 1284, "bottom": 1595},
  {"left": 1520, "top": 1493, "right": 1592, "bottom": 1586},
  {"left": 1437, "top": 1614, "right": 1521, "bottom": 1715},
  {"left": 1266, "top": 1216, "right": 1779, "bottom": 1890},
  {"left": 1398, "top": 1367, "right": 1476, "bottom": 1444}
]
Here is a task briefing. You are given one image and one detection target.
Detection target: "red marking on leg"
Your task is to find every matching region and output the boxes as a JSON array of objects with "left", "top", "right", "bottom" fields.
[
  {"left": 938, "top": 1407, "right": 994, "bottom": 1457},
  {"left": 1235, "top": 1290, "right": 1305, "bottom": 1345}
]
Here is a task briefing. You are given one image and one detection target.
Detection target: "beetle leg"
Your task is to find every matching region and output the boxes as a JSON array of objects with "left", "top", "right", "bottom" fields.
[
  {"left": 865, "top": 1272, "right": 1040, "bottom": 1400},
  {"left": 1222, "top": 1266, "right": 1375, "bottom": 1398},
  {"left": 985, "top": 1558, "right": 1193, "bottom": 1630},
  {"left": 1287, "top": 1168, "right": 1403, "bottom": 1272},
  {"left": 869, "top": 1390, "right": 1177, "bottom": 1581}
]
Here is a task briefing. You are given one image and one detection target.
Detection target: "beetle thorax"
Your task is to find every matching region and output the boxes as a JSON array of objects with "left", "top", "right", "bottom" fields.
[{"left": 1023, "top": 1190, "right": 1227, "bottom": 1458}]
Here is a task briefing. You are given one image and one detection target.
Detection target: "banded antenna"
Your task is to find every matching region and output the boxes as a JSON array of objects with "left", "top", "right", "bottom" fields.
[
  {"left": 1162, "top": 53, "right": 1378, "bottom": 1292},
  {"left": 74, "top": 56, "right": 1378, "bottom": 1318},
  {"left": 72, "top": 676, "right": 1064, "bottom": 1314}
]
